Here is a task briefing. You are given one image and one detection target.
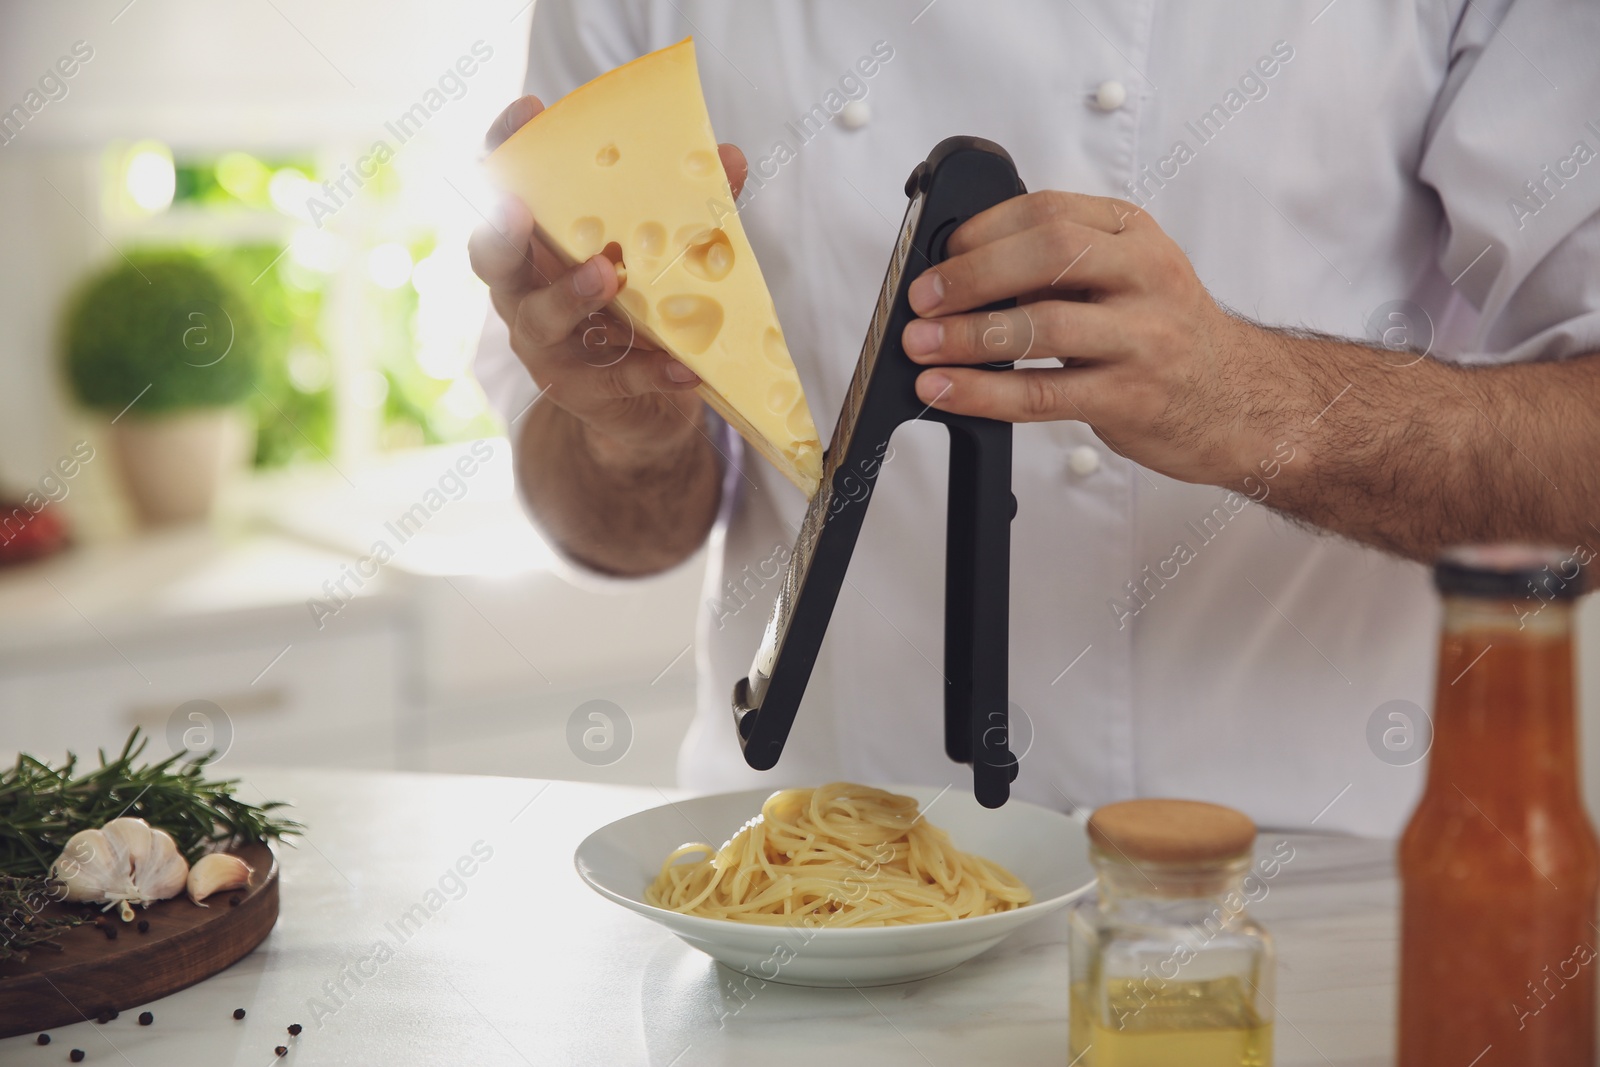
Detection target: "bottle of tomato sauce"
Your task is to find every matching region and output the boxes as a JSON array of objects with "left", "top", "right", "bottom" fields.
[{"left": 1399, "top": 545, "right": 1599, "bottom": 1064}]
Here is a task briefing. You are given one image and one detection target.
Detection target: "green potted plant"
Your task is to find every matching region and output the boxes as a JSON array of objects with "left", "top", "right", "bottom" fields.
[{"left": 63, "top": 250, "right": 262, "bottom": 525}]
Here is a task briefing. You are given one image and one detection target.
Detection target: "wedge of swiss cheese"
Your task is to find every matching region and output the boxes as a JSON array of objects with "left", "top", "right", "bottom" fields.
[{"left": 487, "top": 38, "right": 822, "bottom": 496}]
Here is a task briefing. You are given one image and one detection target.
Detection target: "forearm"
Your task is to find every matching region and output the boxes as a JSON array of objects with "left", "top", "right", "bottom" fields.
[
  {"left": 889, "top": 186, "right": 1600, "bottom": 561},
  {"left": 517, "top": 401, "right": 721, "bottom": 576},
  {"left": 1257, "top": 331, "right": 1600, "bottom": 562}
]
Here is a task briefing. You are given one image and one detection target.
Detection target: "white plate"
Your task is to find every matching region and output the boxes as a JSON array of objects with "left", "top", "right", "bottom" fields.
[{"left": 574, "top": 785, "right": 1094, "bottom": 987}]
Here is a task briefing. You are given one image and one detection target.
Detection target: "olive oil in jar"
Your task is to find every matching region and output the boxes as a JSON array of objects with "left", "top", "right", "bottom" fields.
[
  {"left": 1069, "top": 976, "right": 1272, "bottom": 1067},
  {"left": 1068, "top": 800, "right": 1276, "bottom": 1067}
]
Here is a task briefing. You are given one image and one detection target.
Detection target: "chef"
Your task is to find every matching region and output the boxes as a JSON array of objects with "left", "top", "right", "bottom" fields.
[{"left": 471, "top": 0, "right": 1600, "bottom": 836}]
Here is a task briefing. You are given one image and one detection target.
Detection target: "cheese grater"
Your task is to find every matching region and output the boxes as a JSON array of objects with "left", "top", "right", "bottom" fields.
[{"left": 732, "top": 136, "right": 1026, "bottom": 808}]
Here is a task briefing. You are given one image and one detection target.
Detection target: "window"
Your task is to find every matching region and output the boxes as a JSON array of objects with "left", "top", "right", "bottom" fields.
[{"left": 100, "top": 138, "right": 497, "bottom": 469}]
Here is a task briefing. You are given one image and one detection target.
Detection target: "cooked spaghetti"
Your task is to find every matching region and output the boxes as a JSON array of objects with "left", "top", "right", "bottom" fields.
[{"left": 644, "top": 783, "right": 1032, "bottom": 926}]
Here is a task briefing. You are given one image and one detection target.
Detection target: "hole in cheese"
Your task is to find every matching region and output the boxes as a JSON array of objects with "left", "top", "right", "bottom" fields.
[
  {"left": 656, "top": 294, "right": 724, "bottom": 354},
  {"left": 571, "top": 217, "right": 605, "bottom": 257},
  {"left": 682, "top": 228, "right": 734, "bottom": 282},
  {"left": 600, "top": 241, "right": 627, "bottom": 286},
  {"left": 684, "top": 150, "right": 717, "bottom": 178},
  {"left": 762, "top": 327, "right": 791, "bottom": 368},
  {"left": 674, "top": 223, "right": 710, "bottom": 248},
  {"left": 634, "top": 221, "right": 667, "bottom": 260},
  {"left": 596, "top": 143, "right": 620, "bottom": 166},
  {"left": 766, "top": 380, "right": 798, "bottom": 415}
]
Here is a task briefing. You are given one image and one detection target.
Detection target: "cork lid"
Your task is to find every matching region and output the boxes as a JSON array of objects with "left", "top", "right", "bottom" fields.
[{"left": 1087, "top": 799, "right": 1256, "bottom": 865}]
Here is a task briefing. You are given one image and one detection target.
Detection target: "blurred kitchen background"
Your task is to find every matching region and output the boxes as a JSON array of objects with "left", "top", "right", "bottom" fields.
[
  {"left": 0, "top": 0, "right": 702, "bottom": 784},
  {"left": 5, "top": 1, "right": 1600, "bottom": 811}
]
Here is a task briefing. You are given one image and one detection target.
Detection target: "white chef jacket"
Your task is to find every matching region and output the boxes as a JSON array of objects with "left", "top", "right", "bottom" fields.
[{"left": 477, "top": 0, "right": 1600, "bottom": 836}]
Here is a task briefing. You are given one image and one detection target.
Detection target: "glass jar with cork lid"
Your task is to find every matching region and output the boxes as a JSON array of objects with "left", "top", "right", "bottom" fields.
[{"left": 1068, "top": 798, "right": 1276, "bottom": 1066}]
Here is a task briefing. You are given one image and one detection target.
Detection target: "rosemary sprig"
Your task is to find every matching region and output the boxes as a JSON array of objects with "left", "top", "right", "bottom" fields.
[
  {"left": 0, "top": 874, "right": 82, "bottom": 963},
  {"left": 0, "top": 729, "right": 303, "bottom": 880}
]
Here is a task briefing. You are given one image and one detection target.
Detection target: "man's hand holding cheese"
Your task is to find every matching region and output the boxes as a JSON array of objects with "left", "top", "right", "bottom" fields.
[
  {"left": 469, "top": 93, "right": 753, "bottom": 576},
  {"left": 473, "top": 43, "right": 828, "bottom": 577}
]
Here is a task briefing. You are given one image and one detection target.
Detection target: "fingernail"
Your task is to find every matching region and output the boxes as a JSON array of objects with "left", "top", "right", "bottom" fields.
[
  {"left": 908, "top": 271, "right": 945, "bottom": 314},
  {"left": 573, "top": 257, "right": 604, "bottom": 297},
  {"left": 510, "top": 97, "right": 537, "bottom": 129},
  {"left": 492, "top": 197, "right": 514, "bottom": 232},
  {"left": 903, "top": 319, "right": 943, "bottom": 357},
  {"left": 665, "top": 360, "right": 699, "bottom": 384},
  {"left": 917, "top": 372, "right": 953, "bottom": 404}
]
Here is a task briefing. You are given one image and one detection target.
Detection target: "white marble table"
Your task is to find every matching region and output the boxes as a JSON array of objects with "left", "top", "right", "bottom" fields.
[{"left": 1, "top": 770, "right": 1396, "bottom": 1065}]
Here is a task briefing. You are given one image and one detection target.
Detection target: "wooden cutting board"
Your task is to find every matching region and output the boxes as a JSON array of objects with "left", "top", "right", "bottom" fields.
[{"left": 0, "top": 843, "right": 278, "bottom": 1038}]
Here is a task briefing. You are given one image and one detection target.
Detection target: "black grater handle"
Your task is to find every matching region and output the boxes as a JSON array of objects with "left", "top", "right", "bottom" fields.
[{"left": 944, "top": 417, "right": 1018, "bottom": 808}]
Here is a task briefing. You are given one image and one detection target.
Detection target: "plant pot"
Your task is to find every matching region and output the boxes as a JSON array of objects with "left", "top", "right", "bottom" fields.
[{"left": 110, "top": 408, "right": 254, "bottom": 526}]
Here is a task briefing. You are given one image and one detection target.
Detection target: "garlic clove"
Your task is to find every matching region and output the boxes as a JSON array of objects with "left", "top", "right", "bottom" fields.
[
  {"left": 187, "top": 853, "right": 254, "bottom": 906},
  {"left": 100, "top": 817, "right": 152, "bottom": 878},
  {"left": 138, "top": 827, "right": 189, "bottom": 903},
  {"left": 51, "top": 828, "right": 137, "bottom": 904}
]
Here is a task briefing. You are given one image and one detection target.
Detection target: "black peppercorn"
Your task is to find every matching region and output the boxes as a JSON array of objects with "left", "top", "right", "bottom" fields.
[
  {"left": 287, "top": 1023, "right": 302, "bottom": 1036},
  {"left": 70, "top": 1051, "right": 85, "bottom": 1063},
  {"left": 274, "top": 1046, "right": 288, "bottom": 1057},
  {"left": 138, "top": 1012, "right": 153, "bottom": 1026},
  {"left": 94, "top": 1012, "right": 110, "bottom": 1024},
  {"left": 35, "top": 1033, "right": 50, "bottom": 1045},
  {"left": 101, "top": 924, "right": 117, "bottom": 941},
  {"left": 233, "top": 1008, "right": 246, "bottom": 1020},
  {"left": 229, "top": 894, "right": 242, "bottom": 907},
  {"left": 137, "top": 920, "right": 149, "bottom": 934}
]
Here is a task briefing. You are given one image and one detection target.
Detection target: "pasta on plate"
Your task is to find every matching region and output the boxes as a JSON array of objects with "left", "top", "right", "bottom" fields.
[{"left": 644, "top": 783, "right": 1032, "bottom": 926}]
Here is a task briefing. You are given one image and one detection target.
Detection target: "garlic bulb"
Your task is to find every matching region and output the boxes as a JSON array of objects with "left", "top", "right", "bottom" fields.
[
  {"left": 187, "top": 852, "right": 253, "bottom": 906},
  {"left": 50, "top": 817, "right": 190, "bottom": 912}
]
